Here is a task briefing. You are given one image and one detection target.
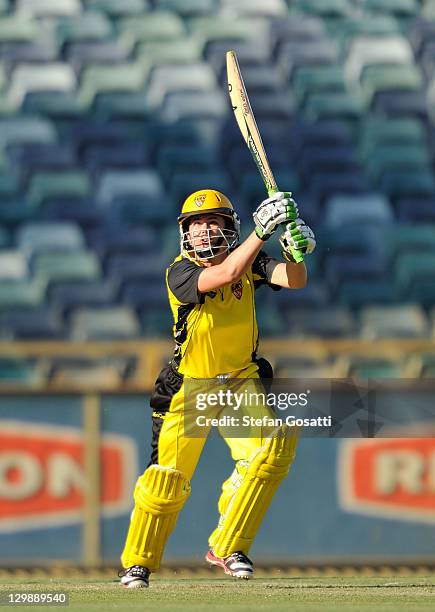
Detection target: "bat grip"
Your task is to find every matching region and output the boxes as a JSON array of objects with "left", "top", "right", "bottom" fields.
[{"left": 267, "top": 188, "right": 304, "bottom": 264}]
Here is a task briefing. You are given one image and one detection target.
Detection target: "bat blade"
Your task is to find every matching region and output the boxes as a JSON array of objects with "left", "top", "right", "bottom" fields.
[
  {"left": 226, "top": 49, "right": 304, "bottom": 263},
  {"left": 226, "top": 49, "right": 277, "bottom": 196}
]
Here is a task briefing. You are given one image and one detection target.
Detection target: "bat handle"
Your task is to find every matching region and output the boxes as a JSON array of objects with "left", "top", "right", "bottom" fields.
[{"left": 267, "top": 188, "right": 305, "bottom": 264}]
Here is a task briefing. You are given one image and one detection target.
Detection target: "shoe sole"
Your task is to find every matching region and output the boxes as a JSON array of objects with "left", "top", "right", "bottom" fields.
[
  {"left": 121, "top": 580, "right": 149, "bottom": 588},
  {"left": 205, "top": 554, "right": 253, "bottom": 580}
]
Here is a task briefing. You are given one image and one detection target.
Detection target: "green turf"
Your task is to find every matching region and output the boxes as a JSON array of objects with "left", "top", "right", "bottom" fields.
[{"left": 0, "top": 576, "right": 434, "bottom": 612}]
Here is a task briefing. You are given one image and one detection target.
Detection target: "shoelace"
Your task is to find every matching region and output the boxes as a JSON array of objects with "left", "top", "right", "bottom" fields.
[
  {"left": 227, "top": 552, "right": 253, "bottom": 566},
  {"left": 118, "top": 565, "right": 150, "bottom": 579}
]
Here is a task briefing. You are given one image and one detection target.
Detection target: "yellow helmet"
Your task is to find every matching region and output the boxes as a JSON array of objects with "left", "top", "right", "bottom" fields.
[
  {"left": 178, "top": 189, "right": 240, "bottom": 258},
  {"left": 178, "top": 189, "right": 236, "bottom": 224}
]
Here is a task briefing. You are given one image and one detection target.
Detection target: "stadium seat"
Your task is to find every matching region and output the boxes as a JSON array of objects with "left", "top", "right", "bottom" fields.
[
  {"left": 380, "top": 169, "right": 435, "bottom": 200},
  {"left": 0, "top": 225, "right": 10, "bottom": 248},
  {"left": 359, "top": 304, "right": 428, "bottom": 338},
  {"left": 159, "top": 90, "right": 227, "bottom": 123},
  {"left": 27, "top": 171, "right": 91, "bottom": 206},
  {"left": 0, "top": 117, "right": 57, "bottom": 149},
  {"left": 82, "top": 142, "right": 148, "bottom": 174},
  {"left": 255, "top": 303, "right": 287, "bottom": 336},
  {"left": 287, "top": 306, "right": 355, "bottom": 337},
  {"left": 361, "top": 64, "right": 424, "bottom": 108},
  {"left": 16, "top": 0, "right": 82, "bottom": 17},
  {"left": 325, "top": 193, "right": 394, "bottom": 227},
  {"left": 395, "top": 252, "right": 435, "bottom": 290},
  {"left": 359, "top": 117, "right": 426, "bottom": 159},
  {"left": 298, "top": 144, "right": 360, "bottom": 182},
  {"left": 337, "top": 279, "right": 399, "bottom": 307},
  {"left": 373, "top": 90, "right": 427, "bottom": 120},
  {"left": 278, "top": 40, "right": 339, "bottom": 80},
  {"left": 325, "top": 254, "right": 387, "bottom": 290},
  {"left": 396, "top": 197, "right": 435, "bottom": 222},
  {"left": 0, "top": 308, "right": 64, "bottom": 339},
  {"left": 407, "top": 279, "right": 435, "bottom": 307},
  {"left": 16, "top": 222, "right": 85, "bottom": 255},
  {"left": 169, "top": 170, "right": 231, "bottom": 204},
  {"left": 0, "top": 279, "right": 45, "bottom": 310},
  {"left": 156, "top": 144, "right": 219, "bottom": 182},
  {"left": 106, "top": 254, "right": 165, "bottom": 281},
  {"left": 220, "top": 0, "right": 288, "bottom": 17},
  {"left": 0, "top": 250, "right": 28, "bottom": 280},
  {"left": 366, "top": 144, "right": 431, "bottom": 183},
  {"left": 292, "top": 65, "right": 346, "bottom": 103},
  {"left": 140, "top": 308, "right": 174, "bottom": 337},
  {"left": 155, "top": 0, "right": 215, "bottom": 17},
  {"left": 335, "top": 15, "right": 400, "bottom": 52},
  {"left": 146, "top": 63, "right": 218, "bottom": 110},
  {"left": 40, "top": 198, "right": 102, "bottom": 227},
  {"left": 79, "top": 63, "right": 146, "bottom": 105},
  {"left": 49, "top": 279, "right": 118, "bottom": 313},
  {"left": 6, "top": 143, "right": 77, "bottom": 179},
  {"left": 85, "top": 0, "right": 149, "bottom": 18},
  {"left": 310, "top": 173, "right": 371, "bottom": 204},
  {"left": 118, "top": 12, "right": 185, "bottom": 47},
  {"left": 188, "top": 16, "right": 269, "bottom": 47},
  {"left": 303, "top": 92, "right": 364, "bottom": 122},
  {"left": 56, "top": 12, "right": 113, "bottom": 46},
  {"left": 69, "top": 306, "right": 141, "bottom": 340},
  {"left": 22, "top": 91, "right": 87, "bottom": 118},
  {"left": 65, "top": 41, "right": 130, "bottom": 70},
  {"left": 345, "top": 36, "right": 414, "bottom": 84},
  {"left": 121, "top": 279, "right": 167, "bottom": 308},
  {"left": 0, "top": 16, "right": 39, "bottom": 43},
  {"left": 48, "top": 355, "right": 133, "bottom": 388},
  {"left": 382, "top": 224, "right": 435, "bottom": 260},
  {"left": 33, "top": 251, "right": 101, "bottom": 283},
  {"left": 137, "top": 38, "right": 202, "bottom": 68},
  {"left": 295, "top": 0, "right": 350, "bottom": 18},
  {"left": 361, "top": 0, "right": 418, "bottom": 18},
  {"left": 96, "top": 169, "right": 164, "bottom": 205}
]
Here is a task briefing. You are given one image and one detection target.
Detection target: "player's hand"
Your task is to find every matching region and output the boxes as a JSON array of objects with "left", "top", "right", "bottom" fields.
[
  {"left": 279, "top": 218, "right": 316, "bottom": 262},
  {"left": 253, "top": 192, "right": 298, "bottom": 241}
]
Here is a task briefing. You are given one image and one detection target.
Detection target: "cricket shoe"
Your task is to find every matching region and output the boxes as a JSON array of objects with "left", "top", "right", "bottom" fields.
[
  {"left": 205, "top": 549, "right": 254, "bottom": 579},
  {"left": 118, "top": 565, "right": 150, "bottom": 588}
]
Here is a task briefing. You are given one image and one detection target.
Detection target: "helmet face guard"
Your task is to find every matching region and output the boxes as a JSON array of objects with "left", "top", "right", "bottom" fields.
[{"left": 180, "top": 225, "right": 239, "bottom": 260}]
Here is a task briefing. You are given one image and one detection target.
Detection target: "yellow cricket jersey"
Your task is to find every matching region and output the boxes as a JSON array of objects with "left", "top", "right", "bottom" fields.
[{"left": 166, "top": 251, "right": 281, "bottom": 378}]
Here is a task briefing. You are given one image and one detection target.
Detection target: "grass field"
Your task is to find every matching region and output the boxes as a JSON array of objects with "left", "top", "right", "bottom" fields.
[{"left": 0, "top": 575, "right": 434, "bottom": 612}]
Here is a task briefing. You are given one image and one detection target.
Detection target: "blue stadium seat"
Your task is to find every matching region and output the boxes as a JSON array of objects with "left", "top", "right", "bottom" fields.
[
  {"left": 16, "top": 0, "right": 82, "bottom": 17},
  {"left": 120, "top": 278, "right": 167, "bottom": 308},
  {"left": 287, "top": 305, "right": 356, "bottom": 337},
  {"left": 69, "top": 305, "right": 141, "bottom": 340},
  {"left": 278, "top": 40, "right": 339, "bottom": 80},
  {"left": 84, "top": 0, "right": 149, "bottom": 18},
  {"left": 17, "top": 222, "right": 85, "bottom": 255},
  {"left": 159, "top": 91, "right": 227, "bottom": 123},
  {"left": 310, "top": 173, "right": 371, "bottom": 204},
  {"left": 396, "top": 197, "right": 435, "bottom": 222},
  {"left": 0, "top": 307, "right": 65, "bottom": 339},
  {"left": 325, "top": 254, "right": 387, "bottom": 290},
  {"left": 106, "top": 253, "right": 164, "bottom": 281},
  {"left": 337, "top": 279, "right": 399, "bottom": 307},
  {"left": 64, "top": 40, "right": 130, "bottom": 70},
  {"left": 49, "top": 279, "right": 118, "bottom": 313},
  {"left": 82, "top": 142, "right": 148, "bottom": 174},
  {"left": 96, "top": 169, "right": 164, "bottom": 205},
  {"left": 359, "top": 304, "right": 428, "bottom": 339},
  {"left": 0, "top": 250, "right": 28, "bottom": 280},
  {"left": 325, "top": 193, "right": 394, "bottom": 227}
]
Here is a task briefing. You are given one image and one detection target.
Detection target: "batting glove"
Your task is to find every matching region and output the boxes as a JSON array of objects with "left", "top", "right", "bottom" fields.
[
  {"left": 279, "top": 218, "right": 316, "bottom": 262},
  {"left": 253, "top": 191, "right": 299, "bottom": 241}
]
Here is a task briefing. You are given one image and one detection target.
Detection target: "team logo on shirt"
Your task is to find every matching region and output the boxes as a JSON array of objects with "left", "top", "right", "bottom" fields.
[
  {"left": 231, "top": 280, "right": 243, "bottom": 299},
  {"left": 194, "top": 194, "right": 207, "bottom": 207}
]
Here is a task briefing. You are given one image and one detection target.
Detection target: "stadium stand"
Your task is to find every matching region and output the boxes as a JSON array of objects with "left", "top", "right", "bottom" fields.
[{"left": 0, "top": 0, "right": 434, "bottom": 386}]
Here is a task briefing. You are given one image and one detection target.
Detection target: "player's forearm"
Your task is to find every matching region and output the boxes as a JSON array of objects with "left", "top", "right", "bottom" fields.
[
  {"left": 197, "top": 231, "right": 263, "bottom": 292},
  {"left": 270, "top": 261, "right": 307, "bottom": 289},
  {"left": 220, "top": 231, "right": 264, "bottom": 282}
]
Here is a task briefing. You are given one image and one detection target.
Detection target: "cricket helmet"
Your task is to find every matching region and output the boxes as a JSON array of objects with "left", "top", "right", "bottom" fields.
[{"left": 178, "top": 189, "right": 240, "bottom": 259}]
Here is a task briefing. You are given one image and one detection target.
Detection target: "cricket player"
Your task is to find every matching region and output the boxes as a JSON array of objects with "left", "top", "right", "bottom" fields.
[{"left": 119, "top": 189, "right": 316, "bottom": 587}]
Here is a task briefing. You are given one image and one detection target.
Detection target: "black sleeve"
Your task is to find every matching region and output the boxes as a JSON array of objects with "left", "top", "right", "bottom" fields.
[
  {"left": 167, "top": 258, "right": 203, "bottom": 304},
  {"left": 252, "top": 250, "right": 282, "bottom": 291}
]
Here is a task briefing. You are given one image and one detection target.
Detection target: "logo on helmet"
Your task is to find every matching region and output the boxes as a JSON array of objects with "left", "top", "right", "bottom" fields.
[
  {"left": 231, "top": 280, "right": 243, "bottom": 300},
  {"left": 194, "top": 194, "right": 207, "bottom": 207}
]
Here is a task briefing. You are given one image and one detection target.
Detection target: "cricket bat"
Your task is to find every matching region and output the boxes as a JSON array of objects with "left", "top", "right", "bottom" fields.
[{"left": 226, "top": 50, "right": 304, "bottom": 263}]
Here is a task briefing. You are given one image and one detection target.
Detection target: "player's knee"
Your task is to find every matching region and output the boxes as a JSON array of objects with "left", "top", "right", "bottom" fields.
[
  {"left": 134, "top": 464, "right": 191, "bottom": 514},
  {"left": 249, "top": 426, "right": 298, "bottom": 481}
]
